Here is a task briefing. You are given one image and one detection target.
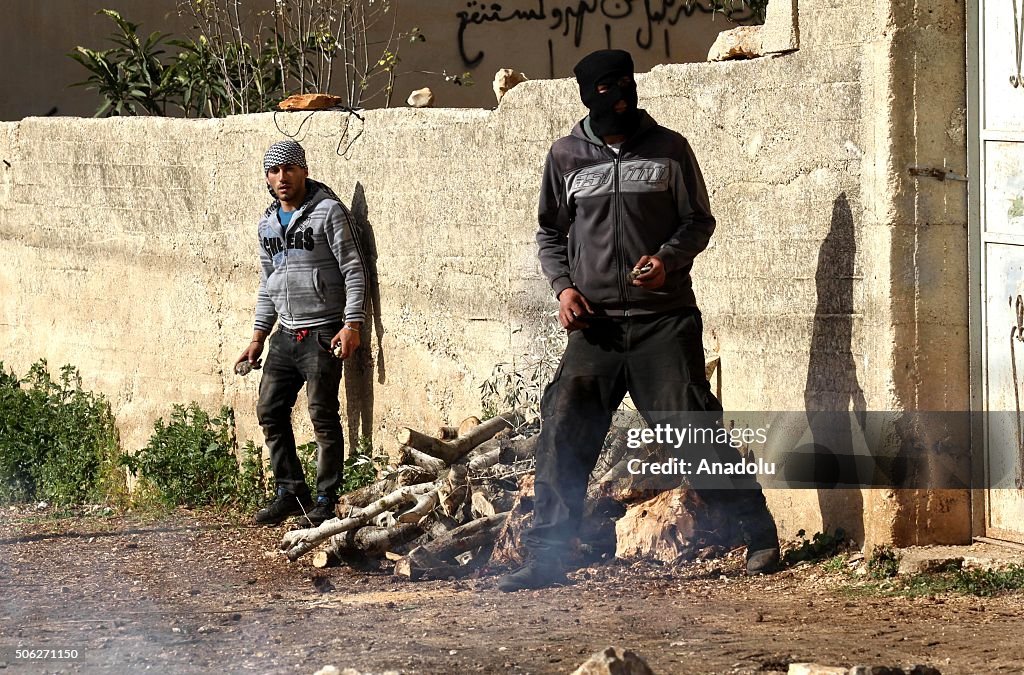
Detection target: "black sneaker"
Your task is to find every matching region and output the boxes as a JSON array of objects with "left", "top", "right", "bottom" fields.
[
  {"left": 497, "top": 559, "right": 567, "bottom": 592},
  {"left": 253, "top": 488, "right": 313, "bottom": 526},
  {"left": 297, "top": 495, "right": 337, "bottom": 527},
  {"left": 742, "top": 507, "right": 781, "bottom": 575},
  {"left": 746, "top": 546, "right": 781, "bottom": 575}
]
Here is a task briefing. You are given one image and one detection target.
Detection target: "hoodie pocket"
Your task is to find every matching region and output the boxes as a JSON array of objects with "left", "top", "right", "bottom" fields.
[
  {"left": 569, "top": 240, "right": 584, "bottom": 277},
  {"left": 312, "top": 268, "right": 327, "bottom": 304}
]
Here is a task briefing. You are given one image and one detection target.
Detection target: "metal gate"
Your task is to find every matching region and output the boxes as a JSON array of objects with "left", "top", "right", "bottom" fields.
[{"left": 970, "top": 0, "right": 1024, "bottom": 543}]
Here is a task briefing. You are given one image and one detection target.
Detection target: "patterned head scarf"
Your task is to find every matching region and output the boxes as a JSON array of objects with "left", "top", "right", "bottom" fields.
[{"left": 263, "top": 140, "right": 307, "bottom": 173}]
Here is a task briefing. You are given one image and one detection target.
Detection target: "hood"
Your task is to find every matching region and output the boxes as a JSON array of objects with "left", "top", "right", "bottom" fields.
[
  {"left": 570, "top": 110, "right": 657, "bottom": 147},
  {"left": 263, "top": 179, "right": 340, "bottom": 219}
]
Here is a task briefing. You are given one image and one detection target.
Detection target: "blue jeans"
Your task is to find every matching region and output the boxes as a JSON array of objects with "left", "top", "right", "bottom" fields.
[{"left": 256, "top": 325, "right": 344, "bottom": 497}]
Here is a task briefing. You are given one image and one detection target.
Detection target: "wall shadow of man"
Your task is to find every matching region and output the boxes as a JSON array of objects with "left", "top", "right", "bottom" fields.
[
  {"left": 344, "top": 181, "right": 386, "bottom": 456},
  {"left": 802, "top": 192, "right": 867, "bottom": 542}
]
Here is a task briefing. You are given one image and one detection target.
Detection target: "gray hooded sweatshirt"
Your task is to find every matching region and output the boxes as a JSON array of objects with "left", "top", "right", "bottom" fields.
[{"left": 253, "top": 180, "right": 367, "bottom": 332}]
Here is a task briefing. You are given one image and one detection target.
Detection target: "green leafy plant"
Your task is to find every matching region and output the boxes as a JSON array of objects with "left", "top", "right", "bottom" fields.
[
  {"left": 782, "top": 527, "right": 848, "bottom": 565},
  {"left": 71, "top": 5, "right": 467, "bottom": 117},
  {"left": 68, "top": 10, "right": 180, "bottom": 116},
  {"left": 341, "top": 438, "right": 385, "bottom": 493},
  {"left": 123, "top": 403, "right": 238, "bottom": 508},
  {"left": 866, "top": 545, "right": 901, "bottom": 579},
  {"left": 908, "top": 565, "right": 1024, "bottom": 597},
  {"left": 480, "top": 311, "right": 565, "bottom": 419},
  {"left": 0, "top": 360, "right": 123, "bottom": 506},
  {"left": 177, "top": 0, "right": 420, "bottom": 111},
  {"left": 296, "top": 437, "right": 384, "bottom": 495},
  {"left": 235, "top": 440, "right": 273, "bottom": 511},
  {"left": 295, "top": 440, "right": 319, "bottom": 495},
  {"left": 709, "top": 0, "right": 770, "bottom": 24},
  {"left": 821, "top": 553, "right": 850, "bottom": 573}
]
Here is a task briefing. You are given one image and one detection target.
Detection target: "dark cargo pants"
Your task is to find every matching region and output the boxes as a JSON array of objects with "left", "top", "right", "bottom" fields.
[
  {"left": 256, "top": 325, "right": 344, "bottom": 497},
  {"left": 524, "top": 309, "right": 770, "bottom": 557}
]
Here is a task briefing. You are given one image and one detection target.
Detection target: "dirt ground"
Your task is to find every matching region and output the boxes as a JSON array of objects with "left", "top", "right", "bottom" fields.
[{"left": 2, "top": 506, "right": 1023, "bottom": 675}]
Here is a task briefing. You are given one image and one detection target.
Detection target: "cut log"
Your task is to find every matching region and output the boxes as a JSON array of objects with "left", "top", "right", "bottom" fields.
[
  {"left": 395, "top": 513, "right": 508, "bottom": 580},
  {"left": 461, "top": 437, "right": 500, "bottom": 466},
  {"left": 397, "top": 489, "right": 438, "bottom": 523},
  {"left": 338, "top": 465, "right": 435, "bottom": 510},
  {"left": 467, "top": 446, "right": 500, "bottom": 472},
  {"left": 470, "top": 478, "right": 518, "bottom": 518},
  {"left": 587, "top": 441, "right": 676, "bottom": 504},
  {"left": 398, "top": 445, "right": 447, "bottom": 474},
  {"left": 436, "top": 425, "right": 459, "bottom": 440},
  {"left": 395, "top": 466, "right": 438, "bottom": 487},
  {"left": 589, "top": 427, "right": 630, "bottom": 483},
  {"left": 439, "top": 465, "right": 470, "bottom": 518},
  {"left": 316, "top": 522, "right": 422, "bottom": 565},
  {"left": 397, "top": 410, "right": 525, "bottom": 463},
  {"left": 499, "top": 434, "right": 538, "bottom": 464},
  {"left": 457, "top": 416, "right": 482, "bottom": 437},
  {"left": 463, "top": 434, "right": 537, "bottom": 471},
  {"left": 613, "top": 487, "right": 728, "bottom": 563},
  {"left": 280, "top": 482, "right": 437, "bottom": 561},
  {"left": 398, "top": 513, "right": 462, "bottom": 552},
  {"left": 312, "top": 550, "right": 340, "bottom": 568},
  {"left": 490, "top": 474, "right": 536, "bottom": 567}
]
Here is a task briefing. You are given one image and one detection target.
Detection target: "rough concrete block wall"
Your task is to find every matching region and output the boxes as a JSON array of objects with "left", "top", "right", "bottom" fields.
[{"left": 0, "top": 0, "right": 971, "bottom": 545}]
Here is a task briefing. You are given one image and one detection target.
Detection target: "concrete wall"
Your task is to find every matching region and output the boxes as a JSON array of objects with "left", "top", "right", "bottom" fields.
[
  {"left": 0, "top": 0, "right": 971, "bottom": 546},
  {"left": 0, "top": 0, "right": 729, "bottom": 120}
]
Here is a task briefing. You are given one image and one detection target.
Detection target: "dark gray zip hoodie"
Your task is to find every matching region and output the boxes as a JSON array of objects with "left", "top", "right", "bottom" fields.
[
  {"left": 536, "top": 112, "right": 716, "bottom": 316},
  {"left": 253, "top": 180, "right": 367, "bottom": 331}
]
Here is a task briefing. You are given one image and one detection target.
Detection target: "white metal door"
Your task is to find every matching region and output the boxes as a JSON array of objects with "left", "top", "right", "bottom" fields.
[{"left": 972, "top": 0, "right": 1024, "bottom": 542}]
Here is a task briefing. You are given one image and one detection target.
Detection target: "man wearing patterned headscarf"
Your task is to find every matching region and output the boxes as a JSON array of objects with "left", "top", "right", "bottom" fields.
[
  {"left": 498, "top": 50, "right": 780, "bottom": 591},
  {"left": 236, "top": 139, "right": 368, "bottom": 527}
]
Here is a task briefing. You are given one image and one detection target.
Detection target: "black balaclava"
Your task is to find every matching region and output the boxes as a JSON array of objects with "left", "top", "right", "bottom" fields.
[{"left": 573, "top": 49, "right": 641, "bottom": 138}]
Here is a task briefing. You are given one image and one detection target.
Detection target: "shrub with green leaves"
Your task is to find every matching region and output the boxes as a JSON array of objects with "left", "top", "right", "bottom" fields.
[
  {"left": 295, "top": 438, "right": 384, "bottom": 496},
  {"left": 0, "top": 360, "right": 123, "bottom": 506},
  {"left": 235, "top": 440, "right": 273, "bottom": 512},
  {"left": 341, "top": 445, "right": 385, "bottom": 494},
  {"left": 782, "top": 527, "right": 848, "bottom": 566},
  {"left": 867, "top": 545, "right": 901, "bottom": 579},
  {"left": 123, "top": 403, "right": 239, "bottom": 508}
]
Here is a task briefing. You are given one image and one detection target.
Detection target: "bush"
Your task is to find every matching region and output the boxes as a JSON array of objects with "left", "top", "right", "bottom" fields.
[
  {"left": 235, "top": 440, "right": 273, "bottom": 512},
  {"left": 782, "top": 527, "right": 848, "bottom": 565},
  {"left": 341, "top": 438, "right": 385, "bottom": 494},
  {"left": 123, "top": 403, "right": 238, "bottom": 508},
  {"left": 296, "top": 437, "right": 385, "bottom": 496},
  {"left": 0, "top": 360, "right": 123, "bottom": 506},
  {"left": 867, "top": 545, "right": 901, "bottom": 579}
]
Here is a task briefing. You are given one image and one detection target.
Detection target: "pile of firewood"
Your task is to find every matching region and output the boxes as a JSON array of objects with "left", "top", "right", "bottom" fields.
[{"left": 278, "top": 411, "right": 736, "bottom": 579}]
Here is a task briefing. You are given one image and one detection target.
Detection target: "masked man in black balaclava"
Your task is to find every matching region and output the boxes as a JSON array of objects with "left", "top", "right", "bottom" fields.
[{"left": 498, "top": 50, "right": 780, "bottom": 592}]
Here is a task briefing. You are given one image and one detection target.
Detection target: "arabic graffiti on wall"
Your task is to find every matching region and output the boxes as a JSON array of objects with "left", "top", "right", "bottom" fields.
[{"left": 455, "top": 0, "right": 749, "bottom": 73}]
